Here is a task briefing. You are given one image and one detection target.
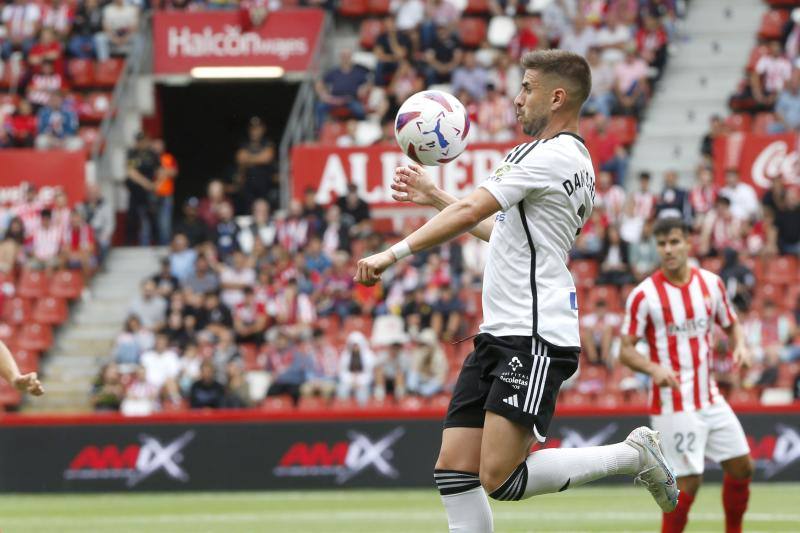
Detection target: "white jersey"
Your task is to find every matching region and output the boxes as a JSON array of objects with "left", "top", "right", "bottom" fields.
[
  {"left": 622, "top": 267, "right": 736, "bottom": 415},
  {"left": 479, "top": 133, "right": 595, "bottom": 348}
]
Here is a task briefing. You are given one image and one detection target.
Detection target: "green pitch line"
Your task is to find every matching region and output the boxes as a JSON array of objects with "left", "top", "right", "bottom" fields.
[{"left": 0, "top": 484, "right": 797, "bottom": 533}]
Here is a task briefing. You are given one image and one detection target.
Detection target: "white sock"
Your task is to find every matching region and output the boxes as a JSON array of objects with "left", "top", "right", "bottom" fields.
[
  {"left": 435, "top": 470, "right": 494, "bottom": 533},
  {"left": 490, "top": 443, "right": 640, "bottom": 501}
]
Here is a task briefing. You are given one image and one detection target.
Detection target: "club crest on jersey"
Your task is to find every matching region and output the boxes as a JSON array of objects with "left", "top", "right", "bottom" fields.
[{"left": 508, "top": 357, "right": 523, "bottom": 372}]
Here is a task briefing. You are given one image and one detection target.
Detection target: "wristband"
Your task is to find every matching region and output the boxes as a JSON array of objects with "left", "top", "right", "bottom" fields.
[{"left": 390, "top": 240, "right": 412, "bottom": 261}]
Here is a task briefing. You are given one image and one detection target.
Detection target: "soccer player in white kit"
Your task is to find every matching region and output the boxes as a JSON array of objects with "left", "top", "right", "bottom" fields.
[
  {"left": 355, "top": 50, "right": 677, "bottom": 533},
  {"left": 620, "top": 217, "right": 754, "bottom": 533}
]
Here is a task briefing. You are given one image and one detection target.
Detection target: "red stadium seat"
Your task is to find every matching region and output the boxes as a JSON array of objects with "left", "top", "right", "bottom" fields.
[
  {"left": 67, "top": 59, "right": 95, "bottom": 89},
  {"left": 367, "top": 0, "right": 390, "bottom": 15},
  {"left": 94, "top": 59, "right": 125, "bottom": 88},
  {"left": 724, "top": 113, "right": 752, "bottom": 132},
  {"left": 758, "top": 10, "right": 789, "bottom": 40},
  {"left": 32, "top": 297, "right": 68, "bottom": 325},
  {"left": 2, "top": 297, "right": 32, "bottom": 325},
  {"left": 0, "top": 382, "right": 21, "bottom": 408},
  {"left": 0, "top": 323, "right": 15, "bottom": 346},
  {"left": 752, "top": 112, "right": 777, "bottom": 135},
  {"left": 17, "top": 323, "right": 53, "bottom": 352},
  {"left": 239, "top": 343, "right": 261, "bottom": 371},
  {"left": 298, "top": 396, "right": 327, "bottom": 410},
  {"left": 620, "top": 284, "right": 636, "bottom": 307},
  {"left": 78, "top": 127, "right": 100, "bottom": 151},
  {"left": 17, "top": 271, "right": 49, "bottom": 299},
  {"left": 464, "top": 0, "right": 490, "bottom": 14},
  {"left": 260, "top": 396, "right": 293, "bottom": 410},
  {"left": 13, "top": 348, "right": 39, "bottom": 374},
  {"left": 0, "top": 94, "right": 19, "bottom": 115},
  {"left": 359, "top": 19, "right": 384, "bottom": 50},
  {"left": 49, "top": 270, "right": 84, "bottom": 300},
  {"left": 338, "top": 0, "right": 367, "bottom": 17},
  {"left": 762, "top": 255, "right": 797, "bottom": 285},
  {"left": 587, "top": 285, "right": 622, "bottom": 312},
  {"left": 458, "top": 18, "right": 487, "bottom": 48},
  {"left": 570, "top": 259, "right": 599, "bottom": 288},
  {"left": 319, "top": 121, "right": 346, "bottom": 145},
  {"left": 77, "top": 92, "right": 112, "bottom": 123},
  {"left": 608, "top": 116, "right": 637, "bottom": 145},
  {"left": 700, "top": 257, "right": 723, "bottom": 274}
]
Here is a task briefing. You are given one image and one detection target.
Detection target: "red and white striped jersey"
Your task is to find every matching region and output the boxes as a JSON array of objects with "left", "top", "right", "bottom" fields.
[{"left": 622, "top": 267, "right": 736, "bottom": 415}]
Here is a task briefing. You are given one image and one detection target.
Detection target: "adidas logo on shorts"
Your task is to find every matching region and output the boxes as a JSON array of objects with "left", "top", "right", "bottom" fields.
[{"left": 502, "top": 395, "right": 519, "bottom": 408}]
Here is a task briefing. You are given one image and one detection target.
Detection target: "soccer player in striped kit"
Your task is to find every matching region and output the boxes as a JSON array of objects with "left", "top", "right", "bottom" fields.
[
  {"left": 356, "top": 50, "right": 678, "bottom": 532},
  {"left": 621, "top": 216, "right": 754, "bottom": 533}
]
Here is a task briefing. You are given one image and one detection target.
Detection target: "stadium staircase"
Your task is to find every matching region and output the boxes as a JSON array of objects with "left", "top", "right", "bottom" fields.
[
  {"left": 27, "top": 248, "right": 163, "bottom": 412},
  {"left": 628, "top": 0, "right": 766, "bottom": 186}
]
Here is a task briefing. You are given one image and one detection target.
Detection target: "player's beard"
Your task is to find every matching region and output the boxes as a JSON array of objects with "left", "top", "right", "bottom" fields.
[{"left": 522, "top": 112, "right": 549, "bottom": 138}]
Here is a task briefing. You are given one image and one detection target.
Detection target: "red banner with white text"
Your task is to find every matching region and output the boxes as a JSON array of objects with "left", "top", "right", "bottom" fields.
[
  {"left": 291, "top": 143, "right": 517, "bottom": 208},
  {"left": 0, "top": 150, "right": 85, "bottom": 204},
  {"left": 153, "top": 9, "right": 325, "bottom": 75},
  {"left": 713, "top": 133, "right": 800, "bottom": 194}
]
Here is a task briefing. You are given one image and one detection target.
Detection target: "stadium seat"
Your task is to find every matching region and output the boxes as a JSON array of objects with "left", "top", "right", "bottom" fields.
[
  {"left": 728, "top": 388, "right": 760, "bottom": 405},
  {"left": 752, "top": 112, "right": 777, "bottom": 135},
  {"left": 0, "top": 94, "right": 19, "bottom": 115},
  {"left": 13, "top": 348, "right": 39, "bottom": 374},
  {"left": 260, "top": 396, "right": 294, "bottom": 410},
  {"left": 49, "top": 270, "right": 84, "bottom": 300},
  {"left": 620, "top": 284, "right": 636, "bottom": 307},
  {"left": 724, "top": 113, "right": 752, "bottom": 132},
  {"left": 358, "top": 19, "right": 384, "bottom": 51},
  {"left": 77, "top": 92, "right": 112, "bottom": 123},
  {"left": 464, "top": 0, "right": 490, "bottom": 15},
  {"left": 367, "top": 0, "right": 390, "bottom": 15},
  {"left": 570, "top": 259, "right": 599, "bottom": 288},
  {"left": 319, "top": 121, "right": 347, "bottom": 145},
  {"left": 0, "top": 382, "right": 21, "bottom": 408},
  {"left": 2, "top": 297, "right": 32, "bottom": 325},
  {"left": 239, "top": 343, "right": 261, "bottom": 371},
  {"left": 17, "top": 323, "right": 53, "bottom": 352},
  {"left": 94, "top": 58, "right": 125, "bottom": 88},
  {"left": 297, "top": 396, "right": 327, "bottom": 410},
  {"left": 67, "top": 59, "right": 95, "bottom": 89},
  {"left": 758, "top": 10, "right": 789, "bottom": 40},
  {"left": 762, "top": 255, "right": 797, "bottom": 285},
  {"left": 78, "top": 127, "right": 100, "bottom": 152},
  {"left": 458, "top": 18, "right": 488, "bottom": 48},
  {"left": 17, "top": 271, "right": 49, "bottom": 299},
  {"left": 0, "top": 323, "right": 15, "bottom": 345},
  {"left": 338, "top": 0, "right": 368, "bottom": 17},
  {"left": 700, "top": 257, "right": 723, "bottom": 274},
  {"left": 587, "top": 286, "right": 622, "bottom": 311},
  {"left": 32, "top": 297, "right": 68, "bottom": 325},
  {"left": 608, "top": 116, "right": 638, "bottom": 145}
]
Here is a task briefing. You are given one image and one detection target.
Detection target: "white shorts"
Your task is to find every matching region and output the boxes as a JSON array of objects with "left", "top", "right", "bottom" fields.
[{"left": 650, "top": 401, "right": 750, "bottom": 477}]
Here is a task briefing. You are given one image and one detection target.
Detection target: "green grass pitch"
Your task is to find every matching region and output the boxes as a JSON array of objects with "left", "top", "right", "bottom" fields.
[{"left": 0, "top": 483, "right": 796, "bottom": 532}]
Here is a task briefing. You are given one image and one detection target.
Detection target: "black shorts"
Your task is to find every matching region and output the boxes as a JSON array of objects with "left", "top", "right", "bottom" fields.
[{"left": 444, "top": 333, "right": 579, "bottom": 442}]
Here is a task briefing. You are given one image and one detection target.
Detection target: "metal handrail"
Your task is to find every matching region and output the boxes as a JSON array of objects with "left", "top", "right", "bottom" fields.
[{"left": 277, "top": 11, "right": 333, "bottom": 210}]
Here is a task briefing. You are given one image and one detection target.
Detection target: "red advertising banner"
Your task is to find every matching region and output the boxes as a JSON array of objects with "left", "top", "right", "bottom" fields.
[
  {"left": 0, "top": 150, "right": 85, "bottom": 203},
  {"left": 153, "top": 9, "right": 325, "bottom": 75},
  {"left": 291, "top": 143, "right": 517, "bottom": 208},
  {"left": 713, "top": 133, "right": 800, "bottom": 194}
]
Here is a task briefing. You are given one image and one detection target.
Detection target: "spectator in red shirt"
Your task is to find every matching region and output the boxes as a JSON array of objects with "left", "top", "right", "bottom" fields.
[
  {"left": 593, "top": 115, "right": 629, "bottom": 185},
  {"left": 28, "top": 28, "right": 64, "bottom": 74},
  {"left": 700, "top": 195, "right": 743, "bottom": 257},
  {"left": 7, "top": 99, "right": 37, "bottom": 147},
  {"left": 636, "top": 14, "right": 668, "bottom": 79},
  {"left": 508, "top": 16, "right": 543, "bottom": 60},
  {"left": 61, "top": 209, "right": 96, "bottom": 277},
  {"left": 233, "top": 286, "right": 268, "bottom": 345},
  {"left": 689, "top": 164, "right": 717, "bottom": 229}
]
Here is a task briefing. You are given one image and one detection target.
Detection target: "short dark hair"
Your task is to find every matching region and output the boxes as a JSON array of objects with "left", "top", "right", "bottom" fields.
[
  {"left": 652, "top": 216, "right": 689, "bottom": 237},
  {"left": 520, "top": 49, "right": 591, "bottom": 109}
]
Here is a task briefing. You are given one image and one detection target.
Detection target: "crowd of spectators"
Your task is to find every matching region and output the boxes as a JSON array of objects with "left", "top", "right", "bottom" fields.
[
  {"left": 0, "top": 181, "right": 112, "bottom": 278},
  {"left": 0, "top": 0, "right": 141, "bottom": 152},
  {"left": 314, "top": 0, "right": 681, "bottom": 160}
]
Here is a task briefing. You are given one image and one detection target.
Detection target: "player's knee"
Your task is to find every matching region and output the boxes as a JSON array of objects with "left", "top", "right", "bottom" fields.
[
  {"left": 725, "top": 456, "right": 754, "bottom": 479},
  {"left": 480, "top": 461, "right": 526, "bottom": 499},
  {"left": 479, "top": 468, "right": 507, "bottom": 496},
  {"left": 678, "top": 475, "right": 702, "bottom": 496}
]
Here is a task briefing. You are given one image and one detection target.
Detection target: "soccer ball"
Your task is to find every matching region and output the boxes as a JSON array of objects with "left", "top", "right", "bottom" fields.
[{"left": 394, "top": 90, "right": 470, "bottom": 166}]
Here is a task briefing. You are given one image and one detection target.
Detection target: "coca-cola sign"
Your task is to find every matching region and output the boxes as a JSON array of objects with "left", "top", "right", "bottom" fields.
[
  {"left": 714, "top": 133, "right": 800, "bottom": 194},
  {"left": 153, "top": 9, "right": 324, "bottom": 75}
]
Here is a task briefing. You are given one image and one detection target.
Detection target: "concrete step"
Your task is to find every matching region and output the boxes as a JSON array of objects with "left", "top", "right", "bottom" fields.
[
  {"left": 54, "top": 338, "right": 114, "bottom": 356},
  {"left": 59, "top": 325, "right": 122, "bottom": 341}
]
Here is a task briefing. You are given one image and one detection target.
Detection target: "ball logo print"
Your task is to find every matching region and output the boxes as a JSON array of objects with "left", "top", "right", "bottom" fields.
[
  {"left": 64, "top": 431, "right": 196, "bottom": 487},
  {"left": 394, "top": 90, "right": 470, "bottom": 166}
]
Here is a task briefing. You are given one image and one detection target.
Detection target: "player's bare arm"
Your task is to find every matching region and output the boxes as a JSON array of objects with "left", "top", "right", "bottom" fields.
[
  {"left": 0, "top": 341, "right": 44, "bottom": 396},
  {"left": 619, "top": 334, "right": 680, "bottom": 389},
  {"left": 391, "top": 164, "right": 494, "bottom": 242},
  {"left": 354, "top": 188, "right": 500, "bottom": 286},
  {"left": 722, "top": 319, "right": 752, "bottom": 369}
]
